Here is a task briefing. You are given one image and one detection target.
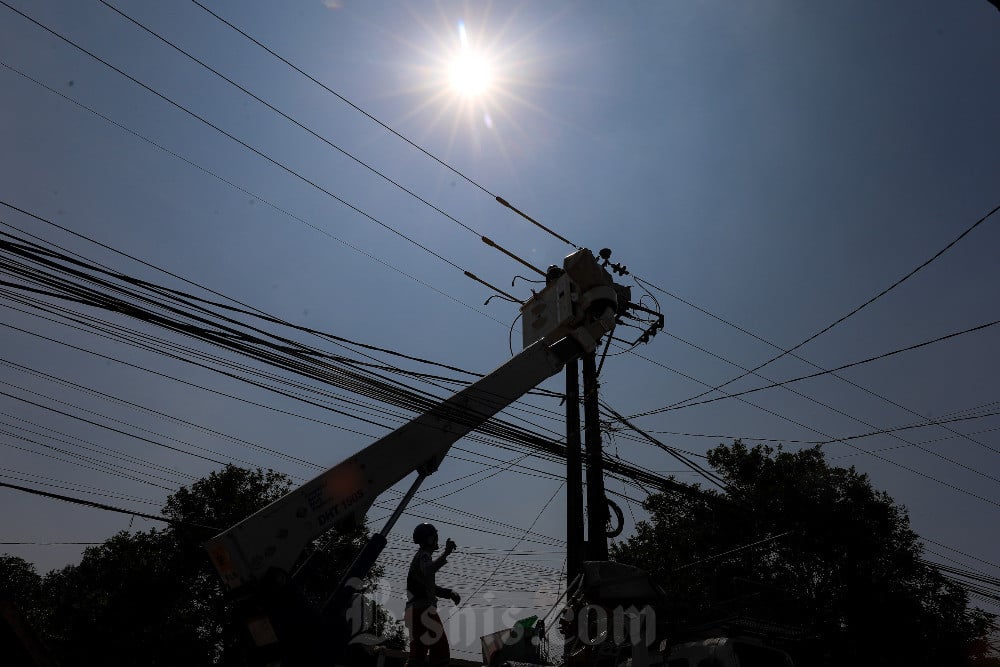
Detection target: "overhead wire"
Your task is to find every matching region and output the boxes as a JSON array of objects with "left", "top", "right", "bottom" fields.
[
  {"left": 96, "top": 0, "right": 491, "bottom": 244},
  {"left": 0, "top": 466, "right": 159, "bottom": 505},
  {"left": 186, "top": 0, "right": 575, "bottom": 247},
  {"left": 0, "top": 225, "right": 692, "bottom": 505},
  {"left": 629, "top": 202, "right": 1000, "bottom": 461},
  {"left": 13, "top": 3, "right": 992, "bottom": 584},
  {"left": 0, "top": 411, "right": 196, "bottom": 484},
  {"left": 0, "top": 2, "right": 518, "bottom": 306},
  {"left": 0, "top": 62, "right": 496, "bottom": 325},
  {"left": 0, "top": 479, "right": 219, "bottom": 533},
  {"left": 0, "top": 308, "right": 672, "bottom": 506},
  {"left": 631, "top": 320, "right": 1000, "bottom": 419},
  {"left": 8, "top": 1, "right": 996, "bottom": 610},
  {"left": 445, "top": 481, "right": 566, "bottom": 621},
  {"left": 0, "top": 214, "right": 576, "bottom": 444},
  {"left": 0, "top": 361, "right": 574, "bottom": 547},
  {"left": 622, "top": 328, "right": 1000, "bottom": 484},
  {"left": 624, "top": 350, "right": 1000, "bottom": 510}
]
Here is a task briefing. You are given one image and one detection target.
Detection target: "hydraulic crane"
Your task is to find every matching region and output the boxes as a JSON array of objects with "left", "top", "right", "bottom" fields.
[{"left": 205, "top": 248, "right": 646, "bottom": 664}]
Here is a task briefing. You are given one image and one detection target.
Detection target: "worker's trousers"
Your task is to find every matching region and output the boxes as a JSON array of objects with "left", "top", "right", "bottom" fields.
[{"left": 404, "top": 605, "right": 450, "bottom": 666}]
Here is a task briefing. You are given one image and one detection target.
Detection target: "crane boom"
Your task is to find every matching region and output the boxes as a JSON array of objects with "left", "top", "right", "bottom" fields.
[
  {"left": 207, "top": 334, "right": 587, "bottom": 590},
  {"left": 204, "top": 248, "right": 633, "bottom": 663}
]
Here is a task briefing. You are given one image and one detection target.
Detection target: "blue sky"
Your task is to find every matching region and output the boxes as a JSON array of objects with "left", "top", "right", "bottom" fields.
[{"left": 2, "top": 0, "right": 999, "bottom": 658}]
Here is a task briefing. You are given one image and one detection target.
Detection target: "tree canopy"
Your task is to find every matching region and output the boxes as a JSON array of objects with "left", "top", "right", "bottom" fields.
[
  {"left": 611, "top": 441, "right": 996, "bottom": 666},
  {"left": 1, "top": 464, "right": 403, "bottom": 665}
]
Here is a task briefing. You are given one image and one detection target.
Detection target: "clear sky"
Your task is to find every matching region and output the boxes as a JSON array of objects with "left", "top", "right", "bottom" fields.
[{"left": 2, "top": 0, "right": 999, "bottom": 659}]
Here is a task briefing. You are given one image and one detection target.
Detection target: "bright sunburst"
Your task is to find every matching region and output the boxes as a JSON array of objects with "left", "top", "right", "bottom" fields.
[
  {"left": 449, "top": 51, "right": 492, "bottom": 98},
  {"left": 392, "top": 10, "right": 548, "bottom": 149},
  {"left": 447, "top": 22, "right": 493, "bottom": 98}
]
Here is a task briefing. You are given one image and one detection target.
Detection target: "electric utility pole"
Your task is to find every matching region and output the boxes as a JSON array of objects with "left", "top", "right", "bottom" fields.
[
  {"left": 583, "top": 350, "right": 608, "bottom": 561},
  {"left": 565, "top": 358, "right": 584, "bottom": 586}
]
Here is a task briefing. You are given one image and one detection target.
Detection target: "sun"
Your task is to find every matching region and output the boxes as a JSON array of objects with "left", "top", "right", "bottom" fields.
[
  {"left": 446, "top": 21, "right": 494, "bottom": 99},
  {"left": 449, "top": 51, "right": 493, "bottom": 98}
]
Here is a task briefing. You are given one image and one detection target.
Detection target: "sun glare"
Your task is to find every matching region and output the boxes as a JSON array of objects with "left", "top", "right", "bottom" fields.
[
  {"left": 449, "top": 52, "right": 492, "bottom": 97},
  {"left": 447, "top": 20, "right": 493, "bottom": 99}
]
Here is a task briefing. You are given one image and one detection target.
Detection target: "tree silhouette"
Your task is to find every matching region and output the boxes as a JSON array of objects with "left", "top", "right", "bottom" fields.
[
  {"left": 611, "top": 441, "right": 995, "bottom": 666},
  {"left": 2, "top": 464, "right": 403, "bottom": 665}
]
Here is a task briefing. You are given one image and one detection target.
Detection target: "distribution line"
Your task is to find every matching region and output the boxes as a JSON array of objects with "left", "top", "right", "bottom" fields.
[
  {"left": 1, "top": 435, "right": 177, "bottom": 492},
  {"left": 5, "top": 353, "right": 569, "bottom": 492},
  {"left": 98, "top": 0, "right": 486, "bottom": 241},
  {"left": 0, "top": 480, "right": 219, "bottom": 532},
  {"left": 814, "top": 411, "right": 1000, "bottom": 446},
  {"left": 0, "top": 361, "right": 569, "bottom": 544},
  {"left": 0, "top": 60, "right": 496, "bottom": 327},
  {"left": 187, "top": 0, "right": 575, "bottom": 247},
  {"left": 633, "top": 200, "right": 1000, "bottom": 414},
  {"left": 0, "top": 204, "right": 558, "bottom": 430},
  {"left": 625, "top": 349, "right": 1000, "bottom": 510},
  {"left": 0, "top": 205, "right": 549, "bottom": 432},
  {"left": 0, "top": 302, "right": 656, "bottom": 544},
  {"left": 0, "top": 3, "right": 513, "bottom": 300},
  {"left": 633, "top": 319, "right": 1000, "bottom": 417},
  {"left": 0, "top": 358, "right": 325, "bottom": 469},
  {"left": 0, "top": 231, "right": 682, "bottom": 500},
  {"left": 628, "top": 328, "right": 1000, "bottom": 482},
  {"left": 0, "top": 312, "right": 673, "bottom": 504},
  {"left": 0, "top": 265, "right": 569, "bottom": 452},
  {"left": 0, "top": 411, "right": 195, "bottom": 483},
  {"left": 446, "top": 481, "right": 566, "bottom": 621},
  {"left": 673, "top": 531, "right": 793, "bottom": 572},
  {"left": 599, "top": 400, "right": 728, "bottom": 491},
  {"left": 0, "top": 466, "right": 158, "bottom": 504},
  {"left": 7, "top": 231, "right": 996, "bottom": 516},
  {"left": 922, "top": 536, "right": 1000, "bottom": 572},
  {"left": 830, "top": 423, "right": 1000, "bottom": 461},
  {"left": 0, "top": 477, "right": 157, "bottom": 507}
]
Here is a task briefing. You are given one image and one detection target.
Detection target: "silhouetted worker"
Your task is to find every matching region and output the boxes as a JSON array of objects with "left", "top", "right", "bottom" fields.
[{"left": 405, "top": 522, "right": 461, "bottom": 666}]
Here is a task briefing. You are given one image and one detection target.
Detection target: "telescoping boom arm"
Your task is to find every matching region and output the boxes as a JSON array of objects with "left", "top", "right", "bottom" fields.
[{"left": 205, "top": 248, "right": 631, "bottom": 661}]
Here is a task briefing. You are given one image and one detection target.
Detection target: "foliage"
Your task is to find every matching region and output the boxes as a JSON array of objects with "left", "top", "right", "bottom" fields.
[
  {"left": 0, "top": 553, "right": 42, "bottom": 607},
  {"left": 3, "top": 464, "right": 404, "bottom": 665},
  {"left": 610, "top": 441, "right": 995, "bottom": 666}
]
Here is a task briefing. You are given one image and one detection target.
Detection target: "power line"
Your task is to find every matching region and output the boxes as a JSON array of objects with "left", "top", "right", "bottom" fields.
[
  {"left": 4, "top": 215, "right": 572, "bottom": 444},
  {"left": 0, "top": 412, "right": 195, "bottom": 484},
  {"left": 186, "top": 0, "right": 575, "bottom": 247},
  {"left": 0, "top": 362, "right": 574, "bottom": 546},
  {"left": 622, "top": 328, "right": 1000, "bottom": 484},
  {"left": 632, "top": 200, "right": 1000, "bottom": 415},
  {"left": 446, "top": 481, "right": 566, "bottom": 620},
  {"left": 97, "top": 0, "right": 490, "bottom": 242},
  {"left": 0, "top": 62, "right": 498, "bottom": 324},
  {"left": 0, "top": 228, "right": 689, "bottom": 504},
  {"left": 632, "top": 319, "right": 1000, "bottom": 418},
  {"left": 813, "top": 411, "right": 1000, "bottom": 447},
  {"left": 599, "top": 400, "right": 729, "bottom": 491},
  {"left": 0, "top": 480, "right": 218, "bottom": 532},
  {"left": 627, "top": 350, "right": 1000, "bottom": 510},
  {"left": 673, "top": 531, "right": 794, "bottom": 572},
  {"left": 0, "top": 2, "right": 514, "bottom": 301},
  {"left": 0, "top": 317, "right": 643, "bottom": 547},
  {"left": 922, "top": 537, "right": 1000, "bottom": 573}
]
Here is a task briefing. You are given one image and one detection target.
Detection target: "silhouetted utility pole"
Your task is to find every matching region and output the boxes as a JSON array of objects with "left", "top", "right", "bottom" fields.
[
  {"left": 583, "top": 350, "right": 608, "bottom": 561},
  {"left": 565, "top": 358, "right": 584, "bottom": 587}
]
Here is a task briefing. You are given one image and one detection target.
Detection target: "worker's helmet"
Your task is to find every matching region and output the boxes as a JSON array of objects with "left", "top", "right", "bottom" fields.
[{"left": 412, "top": 522, "right": 438, "bottom": 545}]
